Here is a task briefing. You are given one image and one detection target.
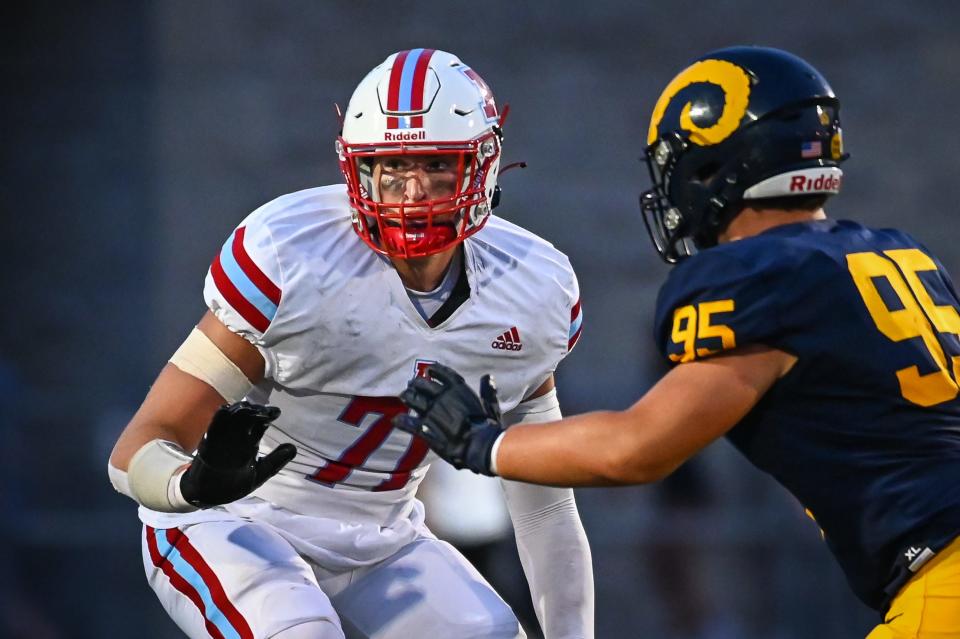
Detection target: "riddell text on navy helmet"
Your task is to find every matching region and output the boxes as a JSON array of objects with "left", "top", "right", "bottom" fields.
[{"left": 789, "top": 173, "right": 842, "bottom": 192}]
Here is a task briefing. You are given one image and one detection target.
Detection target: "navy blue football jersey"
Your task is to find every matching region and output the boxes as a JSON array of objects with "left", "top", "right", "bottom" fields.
[{"left": 654, "top": 219, "right": 960, "bottom": 610}]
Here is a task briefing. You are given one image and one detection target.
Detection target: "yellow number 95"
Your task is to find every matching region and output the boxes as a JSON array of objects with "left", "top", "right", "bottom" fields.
[
  {"left": 669, "top": 300, "right": 736, "bottom": 363},
  {"left": 847, "top": 248, "right": 960, "bottom": 407}
]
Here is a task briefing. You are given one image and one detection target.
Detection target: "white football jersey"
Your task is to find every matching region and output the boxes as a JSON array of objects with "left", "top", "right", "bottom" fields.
[{"left": 142, "top": 184, "right": 583, "bottom": 529}]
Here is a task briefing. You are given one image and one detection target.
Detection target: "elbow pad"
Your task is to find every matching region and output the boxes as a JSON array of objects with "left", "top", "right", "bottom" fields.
[{"left": 169, "top": 327, "right": 253, "bottom": 403}]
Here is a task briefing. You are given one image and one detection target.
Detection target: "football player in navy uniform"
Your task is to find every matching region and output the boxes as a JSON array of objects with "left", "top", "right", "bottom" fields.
[{"left": 395, "top": 46, "right": 960, "bottom": 637}]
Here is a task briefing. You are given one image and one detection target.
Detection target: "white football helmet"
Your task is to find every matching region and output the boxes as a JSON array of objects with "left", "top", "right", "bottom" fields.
[{"left": 337, "top": 49, "right": 503, "bottom": 258}]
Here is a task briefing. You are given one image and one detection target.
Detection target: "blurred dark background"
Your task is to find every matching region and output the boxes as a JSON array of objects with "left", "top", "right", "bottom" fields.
[{"left": 4, "top": 2, "right": 959, "bottom": 637}]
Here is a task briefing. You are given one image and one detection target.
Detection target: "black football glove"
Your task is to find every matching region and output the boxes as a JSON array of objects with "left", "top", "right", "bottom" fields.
[
  {"left": 393, "top": 363, "right": 504, "bottom": 476},
  {"left": 180, "top": 401, "right": 297, "bottom": 509}
]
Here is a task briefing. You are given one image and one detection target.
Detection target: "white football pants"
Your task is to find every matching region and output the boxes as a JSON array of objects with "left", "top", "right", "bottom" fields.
[{"left": 141, "top": 515, "right": 524, "bottom": 639}]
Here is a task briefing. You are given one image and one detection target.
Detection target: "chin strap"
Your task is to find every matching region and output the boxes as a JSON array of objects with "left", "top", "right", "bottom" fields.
[
  {"left": 492, "top": 161, "right": 527, "bottom": 210},
  {"left": 500, "top": 161, "right": 527, "bottom": 174}
]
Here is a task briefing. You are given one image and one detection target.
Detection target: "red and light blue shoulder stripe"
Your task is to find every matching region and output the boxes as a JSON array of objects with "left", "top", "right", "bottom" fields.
[
  {"left": 209, "top": 226, "right": 282, "bottom": 334},
  {"left": 386, "top": 48, "right": 436, "bottom": 129},
  {"left": 145, "top": 526, "right": 253, "bottom": 639},
  {"left": 568, "top": 297, "right": 583, "bottom": 352}
]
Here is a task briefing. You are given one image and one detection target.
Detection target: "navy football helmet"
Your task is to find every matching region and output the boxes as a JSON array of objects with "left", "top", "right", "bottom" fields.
[{"left": 641, "top": 46, "right": 848, "bottom": 262}]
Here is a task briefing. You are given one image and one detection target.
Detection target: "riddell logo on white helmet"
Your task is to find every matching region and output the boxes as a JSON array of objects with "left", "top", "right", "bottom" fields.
[
  {"left": 789, "top": 172, "right": 842, "bottom": 193},
  {"left": 384, "top": 130, "right": 426, "bottom": 141},
  {"left": 742, "top": 167, "right": 843, "bottom": 199}
]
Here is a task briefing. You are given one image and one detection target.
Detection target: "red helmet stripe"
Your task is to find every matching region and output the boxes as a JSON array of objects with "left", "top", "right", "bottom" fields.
[{"left": 386, "top": 50, "right": 411, "bottom": 130}]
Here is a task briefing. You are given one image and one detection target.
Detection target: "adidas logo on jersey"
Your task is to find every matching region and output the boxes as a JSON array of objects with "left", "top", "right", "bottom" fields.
[{"left": 492, "top": 327, "right": 523, "bottom": 351}]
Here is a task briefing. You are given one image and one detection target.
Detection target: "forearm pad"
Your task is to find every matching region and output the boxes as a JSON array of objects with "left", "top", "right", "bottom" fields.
[{"left": 115, "top": 439, "right": 197, "bottom": 512}]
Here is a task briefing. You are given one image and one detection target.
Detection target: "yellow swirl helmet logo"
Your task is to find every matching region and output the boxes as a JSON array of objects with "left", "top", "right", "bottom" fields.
[{"left": 647, "top": 59, "right": 752, "bottom": 147}]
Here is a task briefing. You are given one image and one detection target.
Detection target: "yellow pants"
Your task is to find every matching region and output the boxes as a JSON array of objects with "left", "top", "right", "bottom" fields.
[{"left": 866, "top": 536, "right": 960, "bottom": 638}]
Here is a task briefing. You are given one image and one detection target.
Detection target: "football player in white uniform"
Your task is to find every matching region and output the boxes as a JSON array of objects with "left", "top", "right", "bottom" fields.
[{"left": 108, "top": 49, "right": 594, "bottom": 639}]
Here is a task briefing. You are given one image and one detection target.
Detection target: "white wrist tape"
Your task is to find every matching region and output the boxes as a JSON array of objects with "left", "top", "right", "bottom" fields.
[
  {"left": 489, "top": 432, "right": 506, "bottom": 476},
  {"left": 126, "top": 440, "right": 197, "bottom": 512},
  {"left": 170, "top": 327, "right": 253, "bottom": 403}
]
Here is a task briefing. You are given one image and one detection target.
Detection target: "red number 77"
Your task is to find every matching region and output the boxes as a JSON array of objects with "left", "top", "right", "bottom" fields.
[
  {"left": 307, "top": 363, "right": 434, "bottom": 491},
  {"left": 307, "top": 396, "right": 430, "bottom": 491}
]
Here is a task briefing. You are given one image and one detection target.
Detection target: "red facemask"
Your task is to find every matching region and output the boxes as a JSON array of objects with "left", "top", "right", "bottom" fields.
[{"left": 338, "top": 133, "right": 500, "bottom": 259}]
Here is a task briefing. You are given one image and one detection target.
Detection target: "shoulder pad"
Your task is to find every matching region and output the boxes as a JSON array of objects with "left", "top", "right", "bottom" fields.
[{"left": 654, "top": 241, "right": 797, "bottom": 363}]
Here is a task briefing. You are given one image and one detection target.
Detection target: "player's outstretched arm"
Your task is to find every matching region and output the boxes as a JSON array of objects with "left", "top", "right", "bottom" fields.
[
  {"left": 108, "top": 312, "right": 295, "bottom": 511},
  {"left": 396, "top": 347, "right": 794, "bottom": 486}
]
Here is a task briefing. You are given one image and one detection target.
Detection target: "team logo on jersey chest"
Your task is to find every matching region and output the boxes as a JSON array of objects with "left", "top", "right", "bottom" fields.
[
  {"left": 491, "top": 326, "right": 523, "bottom": 351},
  {"left": 414, "top": 359, "right": 436, "bottom": 377}
]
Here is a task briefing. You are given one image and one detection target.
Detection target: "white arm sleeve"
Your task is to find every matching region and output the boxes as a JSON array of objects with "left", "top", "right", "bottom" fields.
[{"left": 501, "top": 389, "right": 594, "bottom": 639}]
